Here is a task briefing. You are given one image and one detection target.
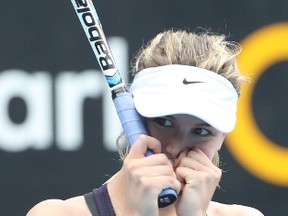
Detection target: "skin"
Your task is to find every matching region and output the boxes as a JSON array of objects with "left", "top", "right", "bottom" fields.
[
  {"left": 108, "top": 114, "right": 225, "bottom": 216},
  {"left": 26, "top": 114, "right": 264, "bottom": 216}
]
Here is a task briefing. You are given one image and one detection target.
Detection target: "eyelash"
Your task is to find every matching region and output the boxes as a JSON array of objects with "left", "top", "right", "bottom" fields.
[
  {"left": 153, "top": 117, "right": 173, "bottom": 127},
  {"left": 192, "top": 128, "right": 210, "bottom": 136},
  {"left": 152, "top": 117, "right": 212, "bottom": 136}
]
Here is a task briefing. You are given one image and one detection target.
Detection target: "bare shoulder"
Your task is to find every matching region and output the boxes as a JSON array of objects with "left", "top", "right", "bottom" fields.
[
  {"left": 208, "top": 201, "right": 264, "bottom": 216},
  {"left": 26, "top": 196, "right": 91, "bottom": 216}
]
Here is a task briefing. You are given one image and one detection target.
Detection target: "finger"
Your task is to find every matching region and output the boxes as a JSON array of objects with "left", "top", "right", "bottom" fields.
[
  {"left": 176, "top": 166, "right": 199, "bottom": 183},
  {"left": 128, "top": 135, "right": 161, "bottom": 159},
  {"left": 139, "top": 175, "right": 182, "bottom": 195},
  {"left": 176, "top": 165, "right": 222, "bottom": 188},
  {"left": 138, "top": 153, "right": 172, "bottom": 166},
  {"left": 179, "top": 157, "right": 210, "bottom": 172},
  {"left": 130, "top": 164, "right": 175, "bottom": 178},
  {"left": 123, "top": 154, "right": 175, "bottom": 180},
  {"left": 186, "top": 148, "right": 214, "bottom": 166},
  {"left": 174, "top": 150, "right": 188, "bottom": 168}
]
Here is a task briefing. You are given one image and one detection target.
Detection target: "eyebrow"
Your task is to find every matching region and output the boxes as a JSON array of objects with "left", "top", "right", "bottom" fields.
[
  {"left": 196, "top": 123, "right": 213, "bottom": 128},
  {"left": 165, "top": 115, "right": 213, "bottom": 128},
  {"left": 165, "top": 115, "right": 175, "bottom": 119}
]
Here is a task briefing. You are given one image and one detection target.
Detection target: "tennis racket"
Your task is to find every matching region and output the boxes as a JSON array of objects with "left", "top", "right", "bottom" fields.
[{"left": 70, "top": 0, "right": 177, "bottom": 208}]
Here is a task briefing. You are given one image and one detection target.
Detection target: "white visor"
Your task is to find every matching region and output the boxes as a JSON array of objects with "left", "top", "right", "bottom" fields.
[{"left": 130, "top": 64, "right": 238, "bottom": 133}]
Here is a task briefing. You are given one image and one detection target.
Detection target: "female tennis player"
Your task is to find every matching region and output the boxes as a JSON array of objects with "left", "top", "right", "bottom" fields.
[{"left": 27, "top": 29, "right": 264, "bottom": 216}]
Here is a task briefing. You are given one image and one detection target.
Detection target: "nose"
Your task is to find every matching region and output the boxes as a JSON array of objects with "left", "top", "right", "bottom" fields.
[{"left": 164, "top": 135, "right": 193, "bottom": 160}]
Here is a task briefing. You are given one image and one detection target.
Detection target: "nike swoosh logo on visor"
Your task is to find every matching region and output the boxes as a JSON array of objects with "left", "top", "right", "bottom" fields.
[{"left": 182, "top": 78, "right": 204, "bottom": 85}]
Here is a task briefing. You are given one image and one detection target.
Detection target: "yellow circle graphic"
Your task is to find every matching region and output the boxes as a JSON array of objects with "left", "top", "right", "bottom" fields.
[{"left": 226, "top": 22, "right": 288, "bottom": 186}]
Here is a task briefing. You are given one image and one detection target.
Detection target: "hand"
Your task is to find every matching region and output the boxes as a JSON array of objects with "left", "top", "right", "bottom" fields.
[
  {"left": 175, "top": 148, "right": 222, "bottom": 216},
  {"left": 110, "top": 135, "right": 181, "bottom": 216}
]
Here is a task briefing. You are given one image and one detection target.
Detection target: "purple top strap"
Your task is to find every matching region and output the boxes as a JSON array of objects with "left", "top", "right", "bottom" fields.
[{"left": 92, "top": 184, "right": 116, "bottom": 216}]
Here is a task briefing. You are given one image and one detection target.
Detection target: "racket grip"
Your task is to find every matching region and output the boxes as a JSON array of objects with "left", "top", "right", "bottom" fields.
[
  {"left": 113, "top": 92, "right": 178, "bottom": 208},
  {"left": 113, "top": 92, "right": 147, "bottom": 144}
]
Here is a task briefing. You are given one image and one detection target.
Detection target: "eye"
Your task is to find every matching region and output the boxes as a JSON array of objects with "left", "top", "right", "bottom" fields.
[
  {"left": 193, "top": 128, "right": 209, "bottom": 136},
  {"left": 153, "top": 117, "right": 173, "bottom": 127}
]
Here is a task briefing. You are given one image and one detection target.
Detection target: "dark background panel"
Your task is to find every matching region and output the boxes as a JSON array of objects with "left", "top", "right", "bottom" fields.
[{"left": 0, "top": 0, "right": 287, "bottom": 215}]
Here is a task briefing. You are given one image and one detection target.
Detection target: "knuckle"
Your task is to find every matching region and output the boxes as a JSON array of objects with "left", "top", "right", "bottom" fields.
[{"left": 123, "top": 158, "right": 138, "bottom": 172}]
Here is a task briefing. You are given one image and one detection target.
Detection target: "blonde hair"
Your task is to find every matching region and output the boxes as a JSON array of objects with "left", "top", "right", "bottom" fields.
[
  {"left": 133, "top": 29, "right": 244, "bottom": 95},
  {"left": 117, "top": 29, "right": 246, "bottom": 166}
]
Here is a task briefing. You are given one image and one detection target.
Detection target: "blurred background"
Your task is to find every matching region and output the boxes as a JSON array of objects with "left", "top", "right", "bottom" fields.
[{"left": 1, "top": 0, "right": 288, "bottom": 215}]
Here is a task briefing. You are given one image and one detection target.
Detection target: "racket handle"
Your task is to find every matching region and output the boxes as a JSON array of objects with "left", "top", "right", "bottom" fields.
[
  {"left": 113, "top": 92, "right": 147, "bottom": 144},
  {"left": 113, "top": 92, "right": 177, "bottom": 208}
]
